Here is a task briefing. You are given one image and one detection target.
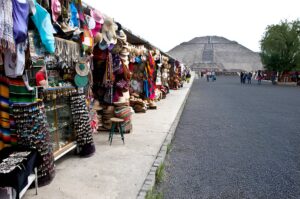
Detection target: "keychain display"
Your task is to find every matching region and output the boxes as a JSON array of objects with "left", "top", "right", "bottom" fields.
[
  {"left": 11, "top": 101, "right": 55, "bottom": 185},
  {"left": 70, "top": 94, "right": 95, "bottom": 157}
]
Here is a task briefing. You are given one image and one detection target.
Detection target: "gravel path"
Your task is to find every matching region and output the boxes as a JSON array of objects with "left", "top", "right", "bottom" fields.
[{"left": 159, "top": 76, "right": 300, "bottom": 199}]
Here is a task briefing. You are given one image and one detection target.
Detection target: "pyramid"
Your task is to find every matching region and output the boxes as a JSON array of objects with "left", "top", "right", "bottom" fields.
[{"left": 168, "top": 36, "right": 263, "bottom": 72}]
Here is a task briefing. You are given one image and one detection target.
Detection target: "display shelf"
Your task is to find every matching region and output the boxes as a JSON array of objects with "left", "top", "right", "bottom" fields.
[
  {"left": 49, "top": 122, "right": 69, "bottom": 133},
  {"left": 43, "top": 90, "right": 75, "bottom": 160},
  {"left": 54, "top": 142, "right": 77, "bottom": 161},
  {"left": 44, "top": 86, "right": 75, "bottom": 91},
  {"left": 45, "top": 104, "right": 67, "bottom": 112}
]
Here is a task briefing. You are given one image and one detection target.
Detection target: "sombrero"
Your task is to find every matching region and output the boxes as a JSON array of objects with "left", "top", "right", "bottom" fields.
[
  {"left": 75, "top": 61, "right": 90, "bottom": 76},
  {"left": 101, "top": 17, "right": 117, "bottom": 45},
  {"left": 74, "top": 75, "right": 88, "bottom": 87},
  {"left": 103, "top": 31, "right": 117, "bottom": 45},
  {"left": 90, "top": 9, "right": 104, "bottom": 24}
]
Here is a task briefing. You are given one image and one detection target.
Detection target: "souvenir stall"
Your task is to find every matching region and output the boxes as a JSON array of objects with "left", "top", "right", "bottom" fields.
[
  {"left": 0, "top": 0, "right": 100, "bottom": 186},
  {"left": 127, "top": 46, "right": 157, "bottom": 113},
  {"left": 167, "top": 59, "right": 182, "bottom": 89},
  {"left": 160, "top": 55, "right": 171, "bottom": 97},
  {"left": 90, "top": 15, "right": 133, "bottom": 133}
]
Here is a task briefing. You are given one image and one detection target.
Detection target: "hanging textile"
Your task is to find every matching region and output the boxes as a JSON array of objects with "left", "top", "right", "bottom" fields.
[
  {"left": 0, "top": 76, "right": 10, "bottom": 151},
  {"left": 143, "top": 80, "right": 149, "bottom": 98},
  {"left": 102, "top": 52, "right": 114, "bottom": 104},
  {"left": 30, "top": 0, "right": 56, "bottom": 53},
  {"left": 8, "top": 77, "right": 35, "bottom": 103},
  {"left": 12, "top": 0, "right": 30, "bottom": 44},
  {"left": 0, "top": 0, "right": 15, "bottom": 53}
]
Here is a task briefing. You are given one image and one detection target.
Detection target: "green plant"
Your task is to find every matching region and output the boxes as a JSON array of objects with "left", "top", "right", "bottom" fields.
[
  {"left": 166, "top": 143, "right": 172, "bottom": 154},
  {"left": 155, "top": 163, "right": 165, "bottom": 184},
  {"left": 145, "top": 188, "right": 163, "bottom": 199},
  {"left": 260, "top": 19, "right": 300, "bottom": 74}
]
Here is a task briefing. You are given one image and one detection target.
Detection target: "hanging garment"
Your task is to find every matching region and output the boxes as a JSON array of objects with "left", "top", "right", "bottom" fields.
[
  {"left": 143, "top": 80, "right": 149, "bottom": 98},
  {"left": 0, "top": 76, "right": 10, "bottom": 151},
  {"left": 8, "top": 78, "right": 35, "bottom": 103},
  {"left": 70, "top": 2, "right": 79, "bottom": 27},
  {"left": 31, "top": 1, "right": 56, "bottom": 53},
  {"left": 103, "top": 52, "right": 114, "bottom": 87},
  {"left": 0, "top": 0, "right": 15, "bottom": 53},
  {"left": 4, "top": 42, "right": 27, "bottom": 78},
  {"left": 12, "top": 0, "right": 29, "bottom": 44},
  {"left": 148, "top": 79, "right": 156, "bottom": 100}
]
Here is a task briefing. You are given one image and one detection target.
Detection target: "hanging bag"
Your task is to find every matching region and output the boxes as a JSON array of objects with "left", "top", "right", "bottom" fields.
[{"left": 77, "top": 0, "right": 93, "bottom": 52}]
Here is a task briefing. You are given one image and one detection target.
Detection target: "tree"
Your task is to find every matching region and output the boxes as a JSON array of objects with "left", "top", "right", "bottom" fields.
[{"left": 260, "top": 20, "right": 300, "bottom": 77}]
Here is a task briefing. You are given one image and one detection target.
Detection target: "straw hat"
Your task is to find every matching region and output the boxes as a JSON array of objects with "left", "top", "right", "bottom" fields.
[
  {"left": 90, "top": 9, "right": 104, "bottom": 24},
  {"left": 117, "top": 30, "right": 127, "bottom": 43},
  {"left": 75, "top": 61, "right": 90, "bottom": 76},
  {"left": 101, "top": 17, "right": 117, "bottom": 45}
]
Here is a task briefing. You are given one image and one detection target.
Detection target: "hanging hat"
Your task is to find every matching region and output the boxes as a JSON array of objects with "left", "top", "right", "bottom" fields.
[
  {"left": 93, "top": 100, "right": 103, "bottom": 111},
  {"left": 91, "top": 22, "right": 102, "bottom": 37},
  {"left": 101, "top": 17, "right": 117, "bottom": 45},
  {"left": 75, "top": 61, "right": 90, "bottom": 76},
  {"left": 103, "top": 31, "right": 117, "bottom": 45},
  {"left": 86, "top": 15, "right": 96, "bottom": 30},
  {"left": 135, "top": 56, "right": 142, "bottom": 64},
  {"left": 117, "top": 30, "right": 127, "bottom": 43},
  {"left": 120, "top": 48, "right": 129, "bottom": 56},
  {"left": 51, "top": 0, "right": 61, "bottom": 22},
  {"left": 54, "top": 22, "right": 76, "bottom": 35},
  {"left": 75, "top": 75, "right": 88, "bottom": 87},
  {"left": 94, "top": 32, "right": 103, "bottom": 44},
  {"left": 90, "top": 9, "right": 104, "bottom": 24},
  {"left": 99, "top": 40, "right": 108, "bottom": 50}
]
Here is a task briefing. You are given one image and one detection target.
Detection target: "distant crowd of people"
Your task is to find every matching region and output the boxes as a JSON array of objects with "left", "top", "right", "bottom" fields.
[
  {"left": 240, "top": 70, "right": 263, "bottom": 84},
  {"left": 206, "top": 71, "right": 216, "bottom": 82},
  {"left": 240, "top": 72, "right": 253, "bottom": 84}
]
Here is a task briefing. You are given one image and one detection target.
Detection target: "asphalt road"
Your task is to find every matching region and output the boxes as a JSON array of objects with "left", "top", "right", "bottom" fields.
[{"left": 159, "top": 76, "right": 300, "bottom": 199}]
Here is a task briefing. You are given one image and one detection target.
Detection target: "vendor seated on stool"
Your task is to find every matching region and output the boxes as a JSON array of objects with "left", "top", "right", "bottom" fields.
[{"left": 35, "top": 66, "right": 48, "bottom": 88}]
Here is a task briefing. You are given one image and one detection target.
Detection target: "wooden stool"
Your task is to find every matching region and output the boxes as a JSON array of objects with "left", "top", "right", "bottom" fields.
[{"left": 109, "top": 117, "right": 125, "bottom": 145}]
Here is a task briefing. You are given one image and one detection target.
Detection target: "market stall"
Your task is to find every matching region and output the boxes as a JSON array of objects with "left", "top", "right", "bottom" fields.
[{"left": 0, "top": 0, "right": 183, "bottom": 190}]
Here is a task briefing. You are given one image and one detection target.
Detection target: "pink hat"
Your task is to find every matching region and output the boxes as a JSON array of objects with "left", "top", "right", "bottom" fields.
[
  {"left": 91, "top": 22, "right": 102, "bottom": 37},
  {"left": 90, "top": 9, "right": 104, "bottom": 24},
  {"left": 51, "top": 0, "right": 61, "bottom": 22}
]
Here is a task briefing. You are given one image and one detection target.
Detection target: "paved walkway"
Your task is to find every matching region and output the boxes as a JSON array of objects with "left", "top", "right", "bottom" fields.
[
  {"left": 24, "top": 77, "right": 194, "bottom": 199},
  {"left": 159, "top": 76, "right": 300, "bottom": 199}
]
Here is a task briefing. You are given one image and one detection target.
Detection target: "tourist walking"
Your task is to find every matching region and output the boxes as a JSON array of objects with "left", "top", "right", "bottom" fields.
[
  {"left": 211, "top": 71, "right": 216, "bottom": 81},
  {"left": 257, "top": 70, "right": 262, "bottom": 84},
  {"left": 247, "top": 72, "right": 252, "bottom": 84},
  {"left": 206, "top": 71, "right": 211, "bottom": 82},
  {"left": 242, "top": 73, "right": 247, "bottom": 84},
  {"left": 240, "top": 72, "right": 244, "bottom": 84},
  {"left": 186, "top": 71, "right": 191, "bottom": 83}
]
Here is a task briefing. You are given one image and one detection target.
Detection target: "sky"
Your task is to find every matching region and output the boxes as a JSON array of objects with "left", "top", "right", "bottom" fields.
[{"left": 86, "top": 0, "right": 300, "bottom": 53}]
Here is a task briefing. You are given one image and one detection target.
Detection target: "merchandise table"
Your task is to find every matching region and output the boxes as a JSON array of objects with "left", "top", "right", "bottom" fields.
[{"left": 0, "top": 147, "right": 40, "bottom": 199}]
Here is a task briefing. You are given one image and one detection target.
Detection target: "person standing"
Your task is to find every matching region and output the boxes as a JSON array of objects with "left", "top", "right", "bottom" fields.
[
  {"left": 186, "top": 71, "right": 191, "bottom": 83},
  {"left": 206, "top": 71, "right": 211, "bottom": 82},
  {"left": 240, "top": 72, "right": 244, "bottom": 84},
  {"left": 211, "top": 71, "right": 216, "bottom": 81},
  {"left": 247, "top": 72, "right": 252, "bottom": 84},
  {"left": 257, "top": 70, "right": 262, "bottom": 85},
  {"left": 36, "top": 66, "right": 48, "bottom": 87}
]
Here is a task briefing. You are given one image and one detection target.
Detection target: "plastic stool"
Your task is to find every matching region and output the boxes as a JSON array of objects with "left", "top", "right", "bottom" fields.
[{"left": 109, "top": 117, "right": 125, "bottom": 145}]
